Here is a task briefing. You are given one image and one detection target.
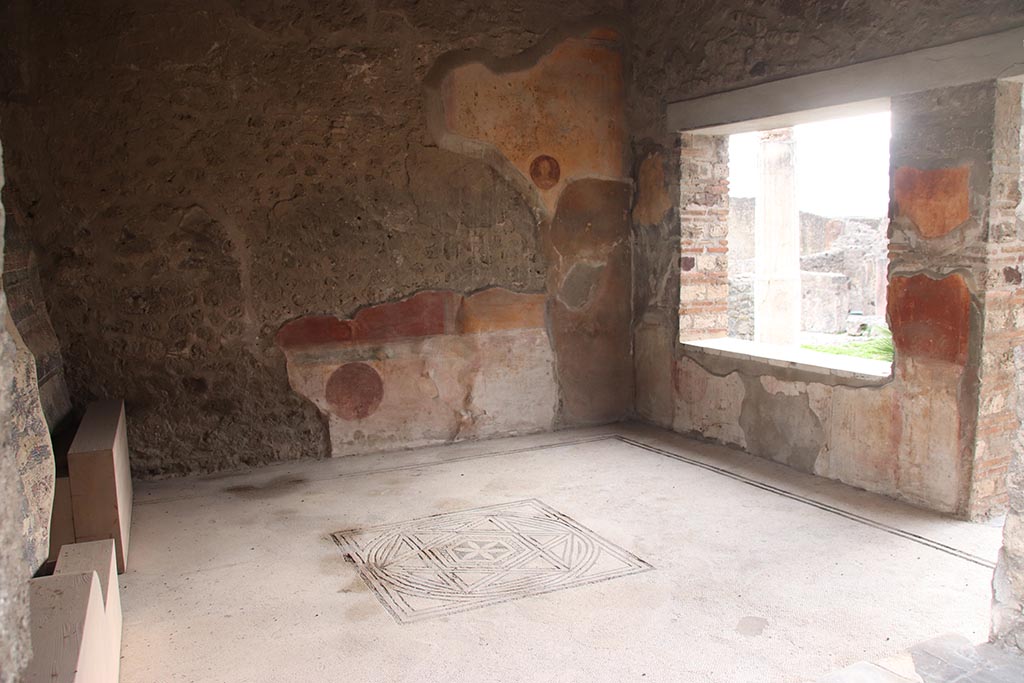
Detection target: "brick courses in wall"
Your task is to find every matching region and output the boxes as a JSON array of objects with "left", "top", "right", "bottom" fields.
[
  {"left": 974, "top": 80, "right": 1024, "bottom": 520},
  {"left": 678, "top": 134, "right": 730, "bottom": 341}
]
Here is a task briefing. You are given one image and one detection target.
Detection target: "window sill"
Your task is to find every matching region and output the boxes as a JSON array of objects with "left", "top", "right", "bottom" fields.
[{"left": 680, "top": 337, "right": 892, "bottom": 381}]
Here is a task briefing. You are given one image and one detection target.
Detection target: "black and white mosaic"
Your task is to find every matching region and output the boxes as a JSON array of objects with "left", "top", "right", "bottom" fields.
[{"left": 331, "top": 499, "right": 652, "bottom": 624}]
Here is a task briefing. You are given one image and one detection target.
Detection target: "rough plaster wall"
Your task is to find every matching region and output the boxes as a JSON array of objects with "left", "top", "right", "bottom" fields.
[
  {"left": 988, "top": 82, "right": 1024, "bottom": 650},
  {"left": 0, "top": 0, "right": 624, "bottom": 476},
  {"left": 0, "top": 134, "right": 30, "bottom": 683}
]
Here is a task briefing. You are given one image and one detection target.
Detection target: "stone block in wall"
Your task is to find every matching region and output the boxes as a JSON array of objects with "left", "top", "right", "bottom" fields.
[{"left": 801, "top": 271, "right": 850, "bottom": 333}]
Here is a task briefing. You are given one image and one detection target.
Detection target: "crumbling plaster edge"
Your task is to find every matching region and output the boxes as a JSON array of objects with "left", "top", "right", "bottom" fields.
[{"left": 675, "top": 343, "right": 894, "bottom": 390}]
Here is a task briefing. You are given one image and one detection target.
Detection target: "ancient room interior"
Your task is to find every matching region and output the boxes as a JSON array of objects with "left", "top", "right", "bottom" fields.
[{"left": 2, "top": 1, "right": 1024, "bottom": 682}]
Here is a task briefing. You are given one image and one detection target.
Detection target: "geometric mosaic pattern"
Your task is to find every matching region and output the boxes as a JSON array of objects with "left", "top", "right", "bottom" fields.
[{"left": 330, "top": 499, "right": 652, "bottom": 624}]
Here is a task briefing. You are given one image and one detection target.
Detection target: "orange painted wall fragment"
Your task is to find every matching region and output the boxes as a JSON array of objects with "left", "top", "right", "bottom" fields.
[
  {"left": 893, "top": 166, "right": 970, "bottom": 238},
  {"left": 457, "top": 288, "right": 546, "bottom": 334},
  {"left": 441, "top": 32, "right": 625, "bottom": 214},
  {"left": 276, "top": 288, "right": 546, "bottom": 350},
  {"left": 633, "top": 152, "right": 672, "bottom": 226},
  {"left": 888, "top": 273, "right": 971, "bottom": 365}
]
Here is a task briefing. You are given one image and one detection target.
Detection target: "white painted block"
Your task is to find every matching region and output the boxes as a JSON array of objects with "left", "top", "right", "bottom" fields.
[
  {"left": 68, "top": 400, "right": 133, "bottom": 572},
  {"left": 26, "top": 572, "right": 110, "bottom": 683},
  {"left": 56, "top": 540, "right": 121, "bottom": 681}
]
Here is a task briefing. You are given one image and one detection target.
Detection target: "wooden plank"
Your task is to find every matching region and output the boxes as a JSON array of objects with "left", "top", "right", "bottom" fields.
[
  {"left": 68, "top": 400, "right": 133, "bottom": 573},
  {"left": 25, "top": 572, "right": 110, "bottom": 683},
  {"left": 666, "top": 27, "right": 1024, "bottom": 134},
  {"left": 55, "top": 540, "right": 121, "bottom": 682}
]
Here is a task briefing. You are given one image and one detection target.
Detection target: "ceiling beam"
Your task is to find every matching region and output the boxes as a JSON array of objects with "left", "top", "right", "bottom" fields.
[{"left": 667, "top": 26, "right": 1024, "bottom": 135}]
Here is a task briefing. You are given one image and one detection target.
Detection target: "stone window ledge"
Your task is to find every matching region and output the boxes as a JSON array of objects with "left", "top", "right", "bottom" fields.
[{"left": 681, "top": 337, "right": 892, "bottom": 381}]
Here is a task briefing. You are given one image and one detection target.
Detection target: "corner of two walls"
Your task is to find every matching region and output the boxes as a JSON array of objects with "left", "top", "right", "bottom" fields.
[
  {"left": 630, "top": 79, "right": 1023, "bottom": 521},
  {"left": 631, "top": 137, "right": 683, "bottom": 430}
]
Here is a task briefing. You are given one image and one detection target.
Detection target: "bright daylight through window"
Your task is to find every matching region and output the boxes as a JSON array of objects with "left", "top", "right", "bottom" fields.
[{"left": 681, "top": 111, "right": 894, "bottom": 376}]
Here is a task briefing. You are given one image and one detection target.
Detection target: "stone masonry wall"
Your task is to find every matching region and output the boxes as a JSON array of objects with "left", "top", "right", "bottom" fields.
[
  {"left": 987, "top": 81, "right": 1024, "bottom": 648},
  {"left": 974, "top": 82, "right": 1024, "bottom": 519},
  {"left": 992, "top": 346, "right": 1024, "bottom": 648},
  {"left": 0, "top": 1, "right": 628, "bottom": 476}
]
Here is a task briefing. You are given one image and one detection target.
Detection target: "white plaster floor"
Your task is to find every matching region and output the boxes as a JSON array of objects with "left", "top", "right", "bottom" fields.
[{"left": 119, "top": 424, "right": 1004, "bottom": 683}]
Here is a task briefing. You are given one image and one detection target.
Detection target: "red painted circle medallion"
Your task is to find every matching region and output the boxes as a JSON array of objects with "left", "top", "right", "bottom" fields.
[
  {"left": 529, "top": 155, "right": 560, "bottom": 190},
  {"left": 325, "top": 362, "right": 384, "bottom": 420}
]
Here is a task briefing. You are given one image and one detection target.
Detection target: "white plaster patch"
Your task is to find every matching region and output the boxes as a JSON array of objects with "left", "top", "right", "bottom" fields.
[
  {"left": 673, "top": 357, "right": 746, "bottom": 448},
  {"left": 759, "top": 375, "right": 803, "bottom": 397},
  {"left": 896, "top": 357, "right": 963, "bottom": 513},
  {"left": 827, "top": 384, "right": 900, "bottom": 498}
]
